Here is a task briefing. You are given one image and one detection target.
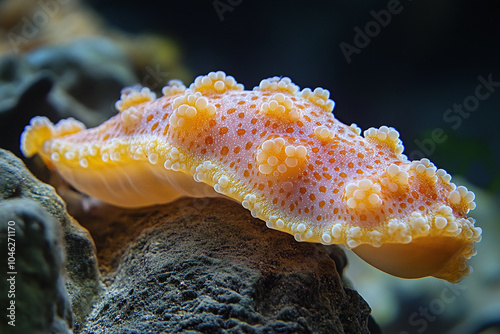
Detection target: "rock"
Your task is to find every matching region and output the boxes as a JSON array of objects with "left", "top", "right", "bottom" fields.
[
  {"left": 0, "top": 0, "right": 190, "bottom": 84},
  {"left": 0, "top": 38, "right": 137, "bottom": 158},
  {"left": 0, "top": 199, "right": 72, "bottom": 334},
  {"left": 78, "top": 197, "right": 372, "bottom": 333},
  {"left": 0, "top": 0, "right": 191, "bottom": 159},
  {"left": 0, "top": 149, "right": 375, "bottom": 332},
  {"left": 0, "top": 149, "right": 102, "bottom": 331},
  {"left": 0, "top": 0, "right": 109, "bottom": 54}
]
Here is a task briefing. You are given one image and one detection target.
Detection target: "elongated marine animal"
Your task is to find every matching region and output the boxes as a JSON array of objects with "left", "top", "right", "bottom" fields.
[{"left": 21, "top": 71, "right": 482, "bottom": 283}]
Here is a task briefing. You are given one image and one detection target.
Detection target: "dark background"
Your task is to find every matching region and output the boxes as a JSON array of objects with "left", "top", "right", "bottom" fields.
[
  {"left": 86, "top": 0, "right": 500, "bottom": 193},
  {"left": 0, "top": 1, "right": 496, "bottom": 332}
]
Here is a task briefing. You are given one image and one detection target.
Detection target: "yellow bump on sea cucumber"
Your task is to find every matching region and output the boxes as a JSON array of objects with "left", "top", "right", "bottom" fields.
[
  {"left": 300, "top": 87, "right": 335, "bottom": 112},
  {"left": 314, "top": 125, "right": 335, "bottom": 140},
  {"left": 162, "top": 79, "right": 187, "bottom": 97},
  {"left": 20, "top": 116, "right": 86, "bottom": 158},
  {"left": 344, "top": 179, "right": 382, "bottom": 210},
  {"left": 169, "top": 92, "right": 216, "bottom": 129},
  {"left": 20, "top": 71, "right": 482, "bottom": 283},
  {"left": 380, "top": 164, "right": 409, "bottom": 192},
  {"left": 260, "top": 93, "right": 299, "bottom": 121},
  {"left": 257, "top": 76, "right": 299, "bottom": 95},
  {"left": 190, "top": 71, "right": 244, "bottom": 94},
  {"left": 350, "top": 123, "right": 362, "bottom": 135},
  {"left": 449, "top": 186, "right": 476, "bottom": 212},
  {"left": 255, "top": 137, "right": 307, "bottom": 177},
  {"left": 364, "top": 125, "right": 404, "bottom": 156},
  {"left": 115, "top": 86, "right": 156, "bottom": 112}
]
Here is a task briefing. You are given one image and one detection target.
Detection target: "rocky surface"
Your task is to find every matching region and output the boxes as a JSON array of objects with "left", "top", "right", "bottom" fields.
[
  {"left": 0, "top": 198, "right": 72, "bottom": 334},
  {"left": 0, "top": 38, "right": 137, "bottom": 158},
  {"left": 0, "top": 149, "right": 102, "bottom": 331},
  {"left": 0, "top": 148, "right": 375, "bottom": 333},
  {"left": 77, "top": 197, "right": 372, "bottom": 333}
]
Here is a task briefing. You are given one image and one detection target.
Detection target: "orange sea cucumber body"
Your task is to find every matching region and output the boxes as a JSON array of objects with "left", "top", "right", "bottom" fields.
[{"left": 21, "top": 71, "right": 482, "bottom": 282}]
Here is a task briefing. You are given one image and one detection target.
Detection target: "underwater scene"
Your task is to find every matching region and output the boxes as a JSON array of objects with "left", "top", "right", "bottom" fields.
[{"left": 0, "top": 0, "right": 499, "bottom": 333}]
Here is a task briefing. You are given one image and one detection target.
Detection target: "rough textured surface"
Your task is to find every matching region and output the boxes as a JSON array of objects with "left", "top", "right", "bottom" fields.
[
  {"left": 0, "top": 149, "right": 102, "bottom": 331},
  {"left": 0, "top": 198, "right": 72, "bottom": 334},
  {"left": 78, "top": 197, "right": 372, "bottom": 333},
  {"left": 0, "top": 148, "right": 374, "bottom": 333},
  {"left": 0, "top": 38, "right": 137, "bottom": 158}
]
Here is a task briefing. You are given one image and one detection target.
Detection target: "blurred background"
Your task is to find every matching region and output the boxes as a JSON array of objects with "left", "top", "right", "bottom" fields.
[{"left": 0, "top": 0, "right": 499, "bottom": 333}]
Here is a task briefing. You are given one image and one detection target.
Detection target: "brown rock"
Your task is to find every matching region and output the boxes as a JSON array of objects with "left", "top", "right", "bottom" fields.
[{"left": 79, "top": 197, "right": 372, "bottom": 333}]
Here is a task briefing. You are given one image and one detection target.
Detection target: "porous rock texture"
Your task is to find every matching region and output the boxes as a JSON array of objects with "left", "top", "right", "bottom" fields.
[
  {"left": 0, "top": 148, "right": 374, "bottom": 333},
  {"left": 0, "top": 149, "right": 102, "bottom": 331},
  {"left": 78, "top": 196, "right": 372, "bottom": 333},
  {"left": 0, "top": 198, "right": 72, "bottom": 334}
]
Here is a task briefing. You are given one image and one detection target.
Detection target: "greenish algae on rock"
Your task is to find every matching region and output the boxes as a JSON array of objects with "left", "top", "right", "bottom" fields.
[
  {"left": 0, "top": 199, "right": 72, "bottom": 334},
  {"left": 0, "top": 149, "right": 102, "bottom": 332}
]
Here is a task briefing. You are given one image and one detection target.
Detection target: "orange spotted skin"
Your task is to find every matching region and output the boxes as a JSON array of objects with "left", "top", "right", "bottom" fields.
[{"left": 21, "top": 71, "right": 482, "bottom": 282}]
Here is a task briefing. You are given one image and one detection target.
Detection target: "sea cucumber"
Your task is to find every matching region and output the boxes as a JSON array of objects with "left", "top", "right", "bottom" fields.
[{"left": 21, "top": 71, "right": 482, "bottom": 282}]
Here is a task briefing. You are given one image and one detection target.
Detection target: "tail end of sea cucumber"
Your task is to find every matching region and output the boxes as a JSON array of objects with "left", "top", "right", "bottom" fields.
[
  {"left": 20, "top": 116, "right": 86, "bottom": 158},
  {"left": 21, "top": 116, "right": 55, "bottom": 158}
]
